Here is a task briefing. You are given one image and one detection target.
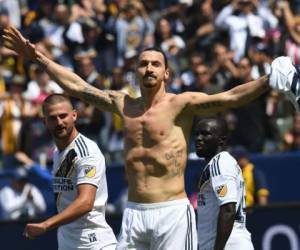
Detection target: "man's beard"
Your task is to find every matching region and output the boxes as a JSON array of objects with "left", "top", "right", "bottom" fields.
[{"left": 53, "top": 127, "right": 71, "bottom": 139}]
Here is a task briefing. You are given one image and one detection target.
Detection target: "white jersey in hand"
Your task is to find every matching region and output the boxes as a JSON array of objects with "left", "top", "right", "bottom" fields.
[{"left": 197, "top": 151, "right": 252, "bottom": 250}]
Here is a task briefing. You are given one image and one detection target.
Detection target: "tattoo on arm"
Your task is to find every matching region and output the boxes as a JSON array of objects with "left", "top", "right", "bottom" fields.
[
  {"left": 195, "top": 101, "right": 223, "bottom": 110},
  {"left": 165, "top": 150, "right": 184, "bottom": 177},
  {"left": 82, "top": 87, "right": 112, "bottom": 105},
  {"left": 81, "top": 88, "right": 125, "bottom": 112},
  {"left": 36, "top": 56, "right": 50, "bottom": 71},
  {"left": 105, "top": 90, "right": 125, "bottom": 100}
]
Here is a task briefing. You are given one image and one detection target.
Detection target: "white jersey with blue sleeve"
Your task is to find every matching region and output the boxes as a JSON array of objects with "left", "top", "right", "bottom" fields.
[{"left": 197, "top": 151, "right": 253, "bottom": 250}]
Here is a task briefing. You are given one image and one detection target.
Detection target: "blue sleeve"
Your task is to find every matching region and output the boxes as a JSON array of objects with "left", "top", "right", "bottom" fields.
[{"left": 28, "top": 164, "right": 52, "bottom": 189}]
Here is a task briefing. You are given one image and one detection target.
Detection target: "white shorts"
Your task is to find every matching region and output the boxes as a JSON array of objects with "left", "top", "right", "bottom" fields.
[
  {"left": 58, "top": 227, "right": 117, "bottom": 250},
  {"left": 225, "top": 228, "right": 254, "bottom": 250},
  {"left": 116, "top": 198, "right": 197, "bottom": 250}
]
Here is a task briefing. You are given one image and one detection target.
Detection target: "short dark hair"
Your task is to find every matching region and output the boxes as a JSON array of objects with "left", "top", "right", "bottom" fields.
[
  {"left": 196, "top": 117, "right": 228, "bottom": 138},
  {"left": 141, "top": 47, "right": 168, "bottom": 69},
  {"left": 42, "top": 94, "right": 73, "bottom": 115}
]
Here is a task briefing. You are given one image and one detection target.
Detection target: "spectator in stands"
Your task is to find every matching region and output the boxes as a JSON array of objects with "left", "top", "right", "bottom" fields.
[
  {"left": 215, "top": 0, "right": 277, "bottom": 62},
  {"left": 280, "top": 0, "right": 300, "bottom": 64},
  {"left": 16, "top": 94, "right": 54, "bottom": 168},
  {"left": 231, "top": 146, "right": 269, "bottom": 208},
  {"left": 76, "top": 56, "right": 109, "bottom": 89},
  {"left": 42, "top": 3, "right": 72, "bottom": 68},
  {"left": 264, "top": 90, "right": 295, "bottom": 152},
  {"left": 114, "top": 1, "right": 154, "bottom": 66},
  {"left": 180, "top": 52, "right": 204, "bottom": 91},
  {"left": 0, "top": 0, "right": 21, "bottom": 28},
  {"left": 73, "top": 56, "right": 109, "bottom": 142},
  {"left": 0, "top": 75, "right": 32, "bottom": 168},
  {"left": 209, "top": 42, "right": 236, "bottom": 89},
  {"left": 188, "top": 64, "right": 222, "bottom": 94},
  {"left": 154, "top": 17, "right": 186, "bottom": 77},
  {"left": 23, "top": 64, "right": 63, "bottom": 102},
  {"left": 25, "top": 22, "right": 54, "bottom": 62},
  {"left": 283, "top": 114, "right": 300, "bottom": 151},
  {"left": 64, "top": 15, "right": 102, "bottom": 69},
  {"left": 248, "top": 41, "right": 272, "bottom": 80},
  {"left": 69, "top": 0, "right": 98, "bottom": 22},
  {"left": 0, "top": 167, "right": 46, "bottom": 220},
  {"left": 0, "top": 7, "right": 20, "bottom": 81},
  {"left": 226, "top": 57, "right": 268, "bottom": 152},
  {"left": 185, "top": 0, "right": 217, "bottom": 56}
]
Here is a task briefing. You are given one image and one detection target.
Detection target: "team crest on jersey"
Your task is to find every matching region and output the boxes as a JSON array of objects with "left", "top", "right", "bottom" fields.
[
  {"left": 215, "top": 184, "right": 227, "bottom": 197},
  {"left": 84, "top": 166, "right": 96, "bottom": 177}
]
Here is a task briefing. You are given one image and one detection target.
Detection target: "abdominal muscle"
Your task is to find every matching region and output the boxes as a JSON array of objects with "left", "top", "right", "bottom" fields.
[{"left": 125, "top": 146, "right": 187, "bottom": 203}]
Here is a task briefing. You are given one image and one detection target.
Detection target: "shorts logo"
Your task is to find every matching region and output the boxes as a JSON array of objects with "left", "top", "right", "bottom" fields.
[
  {"left": 88, "top": 233, "right": 97, "bottom": 243},
  {"left": 84, "top": 166, "right": 96, "bottom": 177},
  {"left": 198, "top": 193, "right": 206, "bottom": 206},
  {"left": 215, "top": 184, "right": 227, "bottom": 197}
]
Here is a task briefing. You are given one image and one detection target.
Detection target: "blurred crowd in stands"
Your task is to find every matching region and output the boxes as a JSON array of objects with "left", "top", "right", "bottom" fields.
[{"left": 0, "top": 0, "right": 300, "bottom": 219}]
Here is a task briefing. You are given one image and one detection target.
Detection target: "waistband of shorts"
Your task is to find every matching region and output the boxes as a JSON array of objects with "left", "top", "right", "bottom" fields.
[{"left": 126, "top": 198, "right": 190, "bottom": 210}]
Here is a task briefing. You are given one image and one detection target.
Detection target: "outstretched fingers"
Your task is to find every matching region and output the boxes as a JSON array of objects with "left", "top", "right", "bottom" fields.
[
  {"left": 4, "top": 27, "right": 17, "bottom": 40},
  {"left": 3, "top": 26, "right": 37, "bottom": 59},
  {"left": 8, "top": 26, "right": 26, "bottom": 42},
  {"left": 2, "top": 35, "right": 14, "bottom": 45},
  {"left": 4, "top": 26, "right": 29, "bottom": 48},
  {"left": 2, "top": 34, "right": 22, "bottom": 55}
]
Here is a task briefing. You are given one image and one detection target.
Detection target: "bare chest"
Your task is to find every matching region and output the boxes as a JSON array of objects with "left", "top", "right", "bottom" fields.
[{"left": 123, "top": 104, "right": 176, "bottom": 147}]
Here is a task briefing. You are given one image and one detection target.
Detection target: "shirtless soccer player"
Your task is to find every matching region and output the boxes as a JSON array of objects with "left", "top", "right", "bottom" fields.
[{"left": 3, "top": 26, "right": 300, "bottom": 250}]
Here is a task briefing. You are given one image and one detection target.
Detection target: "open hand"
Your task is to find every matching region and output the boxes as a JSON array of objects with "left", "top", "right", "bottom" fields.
[{"left": 2, "top": 26, "right": 36, "bottom": 61}]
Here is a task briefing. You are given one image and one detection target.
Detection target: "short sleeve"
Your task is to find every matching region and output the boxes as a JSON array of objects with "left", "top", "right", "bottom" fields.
[
  {"left": 210, "top": 152, "right": 239, "bottom": 206},
  {"left": 75, "top": 154, "right": 105, "bottom": 188}
]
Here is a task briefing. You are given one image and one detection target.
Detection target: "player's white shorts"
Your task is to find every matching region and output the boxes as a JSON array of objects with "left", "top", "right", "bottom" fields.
[
  {"left": 116, "top": 198, "right": 197, "bottom": 250},
  {"left": 58, "top": 227, "right": 117, "bottom": 250},
  {"left": 225, "top": 228, "right": 254, "bottom": 250}
]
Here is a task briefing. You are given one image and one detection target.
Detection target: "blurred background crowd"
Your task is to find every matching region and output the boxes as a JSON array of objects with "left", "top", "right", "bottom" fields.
[{"left": 0, "top": 0, "right": 300, "bottom": 220}]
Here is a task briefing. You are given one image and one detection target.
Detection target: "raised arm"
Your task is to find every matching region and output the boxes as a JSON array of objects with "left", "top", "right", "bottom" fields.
[
  {"left": 182, "top": 75, "right": 270, "bottom": 115},
  {"left": 3, "top": 26, "right": 123, "bottom": 114}
]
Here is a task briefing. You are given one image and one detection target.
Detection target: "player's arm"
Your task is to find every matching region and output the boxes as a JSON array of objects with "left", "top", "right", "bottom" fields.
[
  {"left": 210, "top": 153, "right": 239, "bottom": 250},
  {"left": 3, "top": 26, "right": 122, "bottom": 113},
  {"left": 24, "top": 184, "right": 96, "bottom": 238},
  {"left": 214, "top": 202, "right": 236, "bottom": 250},
  {"left": 182, "top": 75, "right": 270, "bottom": 115}
]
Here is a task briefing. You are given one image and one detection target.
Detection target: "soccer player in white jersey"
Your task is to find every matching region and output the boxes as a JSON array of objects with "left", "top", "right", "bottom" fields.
[
  {"left": 195, "top": 118, "right": 254, "bottom": 250},
  {"left": 23, "top": 94, "right": 117, "bottom": 250}
]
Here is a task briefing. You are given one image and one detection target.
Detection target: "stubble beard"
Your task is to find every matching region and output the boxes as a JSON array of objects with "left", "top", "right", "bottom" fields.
[
  {"left": 53, "top": 127, "right": 72, "bottom": 140},
  {"left": 143, "top": 78, "right": 161, "bottom": 89}
]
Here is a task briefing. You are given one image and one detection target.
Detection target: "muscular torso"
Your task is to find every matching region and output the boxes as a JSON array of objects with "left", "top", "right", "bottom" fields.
[{"left": 120, "top": 93, "right": 193, "bottom": 203}]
